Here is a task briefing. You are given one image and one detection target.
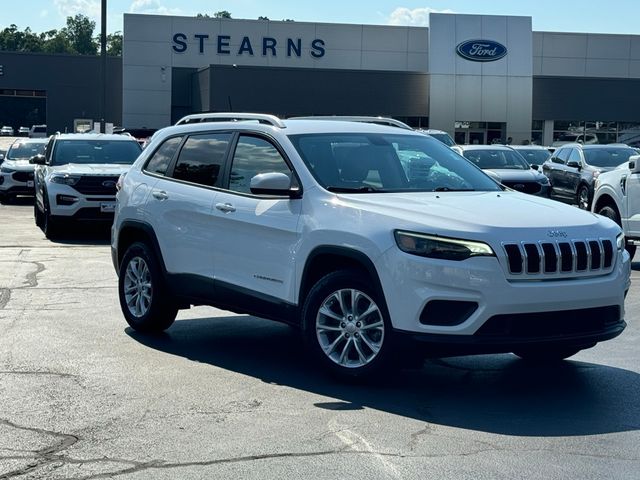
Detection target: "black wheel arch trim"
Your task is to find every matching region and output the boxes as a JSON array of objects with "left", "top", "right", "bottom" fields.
[{"left": 115, "top": 220, "right": 167, "bottom": 276}]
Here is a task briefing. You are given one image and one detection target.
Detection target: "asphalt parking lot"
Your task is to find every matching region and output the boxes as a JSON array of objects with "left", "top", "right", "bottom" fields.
[{"left": 0, "top": 190, "right": 639, "bottom": 478}]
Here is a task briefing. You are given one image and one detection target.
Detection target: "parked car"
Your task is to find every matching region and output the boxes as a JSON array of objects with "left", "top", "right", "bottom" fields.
[
  {"left": 552, "top": 132, "right": 598, "bottom": 147},
  {"left": 113, "top": 127, "right": 158, "bottom": 147},
  {"left": 111, "top": 113, "right": 629, "bottom": 378},
  {"left": 0, "top": 138, "right": 48, "bottom": 203},
  {"left": 32, "top": 133, "right": 142, "bottom": 238},
  {"left": 591, "top": 153, "right": 640, "bottom": 258},
  {"left": 29, "top": 125, "right": 47, "bottom": 138},
  {"left": 510, "top": 145, "right": 552, "bottom": 171},
  {"left": 542, "top": 143, "right": 638, "bottom": 210},
  {"left": 1, "top": 126, "right": 15, "bottom": 136},
  {"left": 417, "top": 128, "right": 464, "bottom": 155},
  {"left": 17, "top": 127, "right": 30, "bottom": 136},
  {"left": 460, "top": 145, "right": 550, "bottom": 196}
]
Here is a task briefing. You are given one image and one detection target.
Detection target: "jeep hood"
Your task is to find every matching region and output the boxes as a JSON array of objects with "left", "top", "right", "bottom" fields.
[{"left": 337, "top": 191, "right": 614, "bottom": 234}]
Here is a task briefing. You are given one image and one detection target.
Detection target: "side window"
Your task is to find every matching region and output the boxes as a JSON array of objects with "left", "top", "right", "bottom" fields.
[
  {"left": 568, "top": 149, "right": 582, "bottom": 165},
  {"left": 145, "top": 136, "right": 183, "bottom": 175},
  {"left": 553, "top": 148, "right": 570, "bottom": 165},
  {"left": 228, "top": 135, "right": 292, "bottom": 194},
  {"left": 171, "top": 133, "right": 232, "bottom": 187}
]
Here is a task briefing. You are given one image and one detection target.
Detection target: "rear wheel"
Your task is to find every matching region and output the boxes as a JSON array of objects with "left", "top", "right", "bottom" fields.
[
  {"left": 513, "top": 346, "right": 582, "bottom": 362},
  {"left": 302, "top": 269, "right": 394, "bottom": 378},
  {"left": 118, "top": 241, "right": 178, "bottom": 333}
]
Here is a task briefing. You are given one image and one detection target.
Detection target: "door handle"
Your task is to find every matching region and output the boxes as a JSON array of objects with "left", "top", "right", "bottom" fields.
[
  {"left": 152, "top": 190, "right": 168, "bottom": 200},
  {"left": 215, "top": 202, "right": 236, "bottom": 213}
]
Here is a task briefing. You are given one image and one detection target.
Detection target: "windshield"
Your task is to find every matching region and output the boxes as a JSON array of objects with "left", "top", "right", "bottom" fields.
[
  {"left": 462, "top": 149, "right": 529, "bottom": 170},
  {"left": 7, "top": 141, "right": 46, "bottom": 160},
  {"left": 583, "top": 148, "right": 638, "bottom": 168},
  {"left": 513, "top": 149, "right": 551, "bottom": 166},
  {"left": 288, "top": 133, "right": 500, "bottom": 193},
  {"left": 427, "top": 132, "right": 455, "bottom": 147},
  {"left": 51, "top": 139, "right": 142, "bottom": 166}
]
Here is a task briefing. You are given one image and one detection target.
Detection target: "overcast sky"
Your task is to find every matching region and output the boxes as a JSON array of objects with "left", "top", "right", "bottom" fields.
[{"left": 5, "top": 0, "right": 640, "bottom": 35}]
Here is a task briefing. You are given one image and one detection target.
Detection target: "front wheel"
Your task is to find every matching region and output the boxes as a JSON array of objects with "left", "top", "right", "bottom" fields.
[
  {"left": 596, "top": 205, "right": 635, "bottom": 258},
  {"left": 302, "top": 270, "right": 394, "bottom": 378},
  {"left": 118, "top": 241, "right": 178, "bottom": 333},
  {"left": 512, "top": 346, "right": 582, "bottom": 362}
]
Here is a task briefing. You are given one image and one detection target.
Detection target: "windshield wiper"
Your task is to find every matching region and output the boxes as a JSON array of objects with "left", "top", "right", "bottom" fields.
[
  {"left": 433, "top": 187, "right": 475, "bottom": 192},
  {"left": 326, "top": 186, "right": 385, "bottom": 193}
]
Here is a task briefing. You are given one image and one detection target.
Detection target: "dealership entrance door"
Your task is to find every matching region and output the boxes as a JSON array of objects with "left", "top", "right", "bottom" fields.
[{"left": 454, "top": 122, "right": 506, "bottom": 145}]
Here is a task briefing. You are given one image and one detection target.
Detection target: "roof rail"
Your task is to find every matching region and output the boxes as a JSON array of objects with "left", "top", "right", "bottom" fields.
[
  {"left": 175, "top": 113, "right": 286, "bottom": 128},
  {"left": 288, "top": 115, "right": 412, "bottom": 130}
]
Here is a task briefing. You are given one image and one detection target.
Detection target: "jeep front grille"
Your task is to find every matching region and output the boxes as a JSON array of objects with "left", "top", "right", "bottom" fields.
[{"left": 502, "top": 239, "right": 614, "bottom": 277}]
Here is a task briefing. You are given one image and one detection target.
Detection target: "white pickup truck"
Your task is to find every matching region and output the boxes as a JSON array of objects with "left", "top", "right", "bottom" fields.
[{"left": 592, "top": 154, "right": 640, "bottom": 258}]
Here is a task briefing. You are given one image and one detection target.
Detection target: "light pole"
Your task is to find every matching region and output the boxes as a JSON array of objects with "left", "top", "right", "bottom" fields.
[{"left": 100, "top": 0, "right": 107, "bottom": 133}]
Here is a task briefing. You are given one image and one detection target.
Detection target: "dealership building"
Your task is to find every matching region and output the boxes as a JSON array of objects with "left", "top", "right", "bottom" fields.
[{"left": 2, "top": 12, "right": 640, "bottom": 145}]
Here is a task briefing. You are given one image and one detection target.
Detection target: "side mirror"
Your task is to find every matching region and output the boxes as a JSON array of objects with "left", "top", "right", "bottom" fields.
[
  {"left": 630, "top": 155, "right": 640, "bottom": 174},
  {"left": 250, "top": 172, "right": 300, "bottom": 197},
  {"left": 567, "top": 160, "right": 580, "bottom": 169},
  {"left": 30, "top": 154, "right": 46, "bottom": 165}
]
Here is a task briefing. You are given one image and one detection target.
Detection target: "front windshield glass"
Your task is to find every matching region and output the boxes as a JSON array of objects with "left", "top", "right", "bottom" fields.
[
  {"left": 427, "top": 132, "right": 455, "bottom": 147},
  {"left": 462, "top": 149, "right": 529, "bottom": 170},
  {"left": 7, "top": 141, "right": 46, "bottom": 160},
  {"left": 583, "top": 148, "right": 638, "bottom": 168},
  {"left": 513, "top": 148, "right": 551, "bottom": 166},
  {"left": 288, "top": 133, "right": 500, "bottom": 193},
  {"left": 51, "top": 139, "right": 142, "bottom": 166}
]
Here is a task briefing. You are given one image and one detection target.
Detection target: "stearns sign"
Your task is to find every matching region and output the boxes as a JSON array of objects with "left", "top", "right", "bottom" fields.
[
  {"left": 172, "top": 33, "right": 326, "bottom": 58},
  {"left": 456, "top": 39, "right": 507, "bottom": 62}
]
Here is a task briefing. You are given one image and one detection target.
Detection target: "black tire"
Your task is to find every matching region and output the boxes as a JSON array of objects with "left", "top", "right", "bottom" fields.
[
  {"left": 118, "top": 241, "right": 178, "bottom": 333},
  {"left": 577, "top": 185, "right": 591, "bottom": 210},
  {"left": 41, "top": 194, "right": 59, "bottom": 239},
  {"left": 597, "top": 205, "right": 635, "bottom": 258},
  {"left": 302, "top": 269, "right": 395, "bottom": 379},
  {"left": 0, "top": 192, "right": 9, "bottom": 204},
  {"left": 34, "top": 198, "right": 44, "bottom": 228},
  {"left": 513, "top": 346, "right": 582, "bottom": 362}
]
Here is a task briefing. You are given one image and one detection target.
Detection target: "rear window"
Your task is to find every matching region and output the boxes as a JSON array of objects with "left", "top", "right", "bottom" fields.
[
  {"left": 32, "top": 126, "right": 46, "bottom": 133},
  {"left": 51, "top": 139, "right": 142, "bottom": 166}
]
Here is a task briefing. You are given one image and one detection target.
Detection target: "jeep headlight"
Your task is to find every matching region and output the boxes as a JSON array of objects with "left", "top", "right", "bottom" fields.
[
  {"left": 50, "top": 174, "right": 80, "bottom": 185},
  {"left": 617, "top": 233, "right": 625, "bottom": 251},
  {"left": 394, "top": 230, "right": 495, "bottom": 261}
]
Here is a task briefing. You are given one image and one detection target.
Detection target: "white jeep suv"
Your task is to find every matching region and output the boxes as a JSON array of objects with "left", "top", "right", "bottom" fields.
[
  {"left": 111, "top": 114, "right": 630, "bottom": 377},
  {"left": 33, "top": 133, "right": 142, "bottom": 238}
]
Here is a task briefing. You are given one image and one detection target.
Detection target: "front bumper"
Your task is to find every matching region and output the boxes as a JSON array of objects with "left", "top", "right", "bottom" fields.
[
  {"left": 0, "top": 171, "right": 35, "bottom": 195},
  {"left": 46, "top": 182, "right": 116, "bottom": 218},
  {"left": 378, "top": 247, "right": 630, "bottom": 342}
]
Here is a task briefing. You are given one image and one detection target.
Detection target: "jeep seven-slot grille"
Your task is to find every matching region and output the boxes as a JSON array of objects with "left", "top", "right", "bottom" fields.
[
  {"left": 72, "top": 176, "right": 119, "bottom": 195},
  {"left": 503, "top": 239, "right": 614, "bottom": 276}
]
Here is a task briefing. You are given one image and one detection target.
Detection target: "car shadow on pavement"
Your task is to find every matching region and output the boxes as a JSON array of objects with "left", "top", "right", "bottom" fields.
[{"left": 126, "top": 315, "right": 640, "bottom": 438}]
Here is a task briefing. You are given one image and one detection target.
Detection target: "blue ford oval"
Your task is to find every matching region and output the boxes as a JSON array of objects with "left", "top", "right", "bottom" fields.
[{"left": 456, "top": 39, "right": 507, "bottom": 62}]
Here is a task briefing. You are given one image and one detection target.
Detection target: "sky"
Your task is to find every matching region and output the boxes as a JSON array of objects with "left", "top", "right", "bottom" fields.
[{"left": 4, "top": 0, "right": 640, "bottom": 35}]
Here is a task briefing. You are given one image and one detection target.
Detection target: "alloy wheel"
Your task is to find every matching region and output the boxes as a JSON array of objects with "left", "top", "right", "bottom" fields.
[{"left": 124, "top": 256, "right": 153, "bottom": 317}]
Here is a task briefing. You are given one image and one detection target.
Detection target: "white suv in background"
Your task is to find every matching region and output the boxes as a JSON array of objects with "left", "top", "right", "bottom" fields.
[
  {"left": 33, "top": 133, "right": 142, "bottom": 238},
  {"left": 111, "top": 114, "right": 630, "bottom": 378},
  {"left": 0, "top": 138, "right": 48, "bottom": 203}
]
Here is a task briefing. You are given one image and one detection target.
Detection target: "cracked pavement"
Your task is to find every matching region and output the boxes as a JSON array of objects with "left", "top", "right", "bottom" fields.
[{"left": 0, "top": 198, "right": 639, "bottom": 479}]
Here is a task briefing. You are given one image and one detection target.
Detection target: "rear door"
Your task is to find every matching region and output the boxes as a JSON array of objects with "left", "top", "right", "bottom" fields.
[
  {"left": 564, "top": 148, "right": 584, "bottom": 198},
  {"left": 211, "top": 133, "right": 302, "bottom": 304},
  {"left": 144, "top": 132, "right": 231, "bottom": 284},
  {"left": 546, "top": 148, "right": 571, "bottom": 198}
]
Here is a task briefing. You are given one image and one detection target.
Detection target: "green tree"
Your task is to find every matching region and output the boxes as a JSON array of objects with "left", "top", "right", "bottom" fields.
[
  {"left": 258, "top": 16, "right": 269, "bottom": 20},
  {"left": 106, "top": 31, "right": 122, "bottom": 56},
  {"left": 62, "top": 14, "right": 97, "bottom": 55},
  {"left": 41, "top": 30, "right": 71, "bottom": 54},
  {"left": 214, "top": 10, "right": 232, "bottom": 18}
]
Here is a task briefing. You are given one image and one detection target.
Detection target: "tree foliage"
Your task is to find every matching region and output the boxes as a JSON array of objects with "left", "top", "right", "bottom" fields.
[
  {"left": 214, "top": 11, "right": 232, "bottom": 18},
  {"left": 0, "top": 15, "right": 122, "bottom": 56}
]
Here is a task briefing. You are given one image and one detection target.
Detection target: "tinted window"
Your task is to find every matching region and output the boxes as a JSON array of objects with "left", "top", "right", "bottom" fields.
[
  {"left": 463, "top": 149, "right": 529, "bottom": 170},
  {"left": 553, "top": 148, "right": 571, "bottom": 164},
  {"left": 428, "top": 133, "right": 455, "bottom": 147},
  {"left": 172, "top": 133, "right": 231, "bottom": 187},
  {"left": 514, "top": 149, "right": 551, "bottom": 166},
  {"left": 145, "top": 136, "right": 183, "bottom": 175},
  {"left": 568, "top": 149, "right": 582, "bottom": 164},
  {"left": 290, "top": 133, "right": 500, "bottom": 193},
  {"left": 7, "top": 141, "right": 46, "bottom": 160},
  {"left": 228, "top": 136, "right": 292, "bottom": 194},
  {"left": 51, "top": 139, "right": 141, "bottom": 166},
  {"left": 584, "top": 148, "right": 638, "bottom": 168}
]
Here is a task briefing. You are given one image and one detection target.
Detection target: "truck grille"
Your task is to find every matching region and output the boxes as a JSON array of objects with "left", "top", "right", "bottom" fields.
[
  {"left": 502, "top": 239, "right": 614, "bottom": 277},
  {"left": 72, "top": 176, "right": 119, "bottom": 195},
  {"left": 12, "top": 171, "right": 34, "bottom": 182}
]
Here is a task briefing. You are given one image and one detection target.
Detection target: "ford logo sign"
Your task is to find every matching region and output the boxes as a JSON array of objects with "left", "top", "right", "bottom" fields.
[
  {"left": 102, "top": 180, "right": 116, "bottom": 188},
  {"left": 456, "top": 39, "right": 507, "bottom": 62}
]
